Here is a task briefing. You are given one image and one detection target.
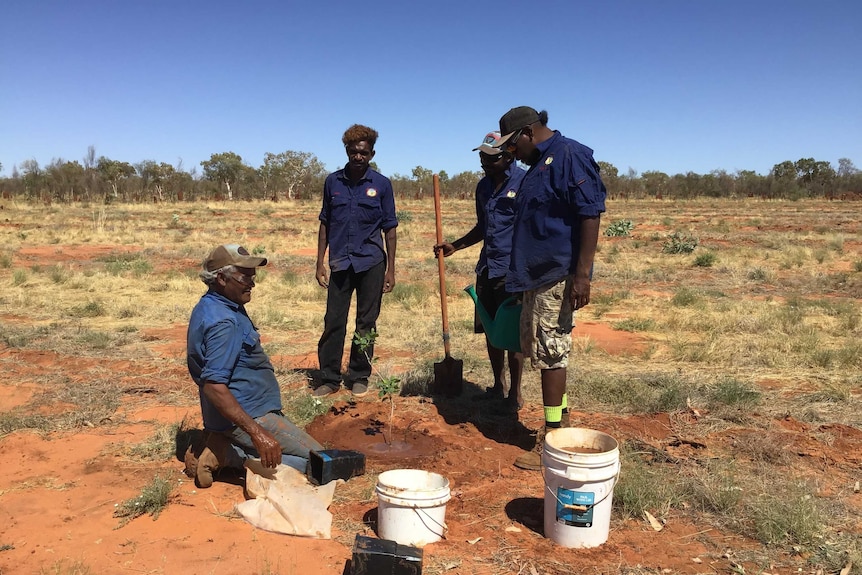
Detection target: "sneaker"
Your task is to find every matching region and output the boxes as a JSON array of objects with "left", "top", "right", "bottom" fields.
[
  {"left": 350, "top": 381, "right": 369, "bottom": 397},
  {"left": 312, "top": 383, "right": 340, "bottom": 397}
]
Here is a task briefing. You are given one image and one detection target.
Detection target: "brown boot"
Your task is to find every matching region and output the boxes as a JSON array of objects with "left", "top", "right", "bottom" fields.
[
  {"left": 514, "top": 425, "right": 549, "bottom": 471},
  {"left": 195, "top": 432, "right": 232, "bottom": 488}
]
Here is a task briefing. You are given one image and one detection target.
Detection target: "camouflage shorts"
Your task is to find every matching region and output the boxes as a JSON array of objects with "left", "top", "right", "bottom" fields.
[{"left": 520, "top": 276, "right": 575, "bottom": 369}]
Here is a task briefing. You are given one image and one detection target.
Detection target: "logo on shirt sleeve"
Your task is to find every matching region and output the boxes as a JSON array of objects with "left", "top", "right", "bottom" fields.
[
  {"left": 545, "top": 155, "right": 554, "bottom": 166},
  {"left": 366, "top": 188, "right": 378, "bottom": 197},
  {"left": 506, "top": 189, "right": 517, "bottom": 198}
]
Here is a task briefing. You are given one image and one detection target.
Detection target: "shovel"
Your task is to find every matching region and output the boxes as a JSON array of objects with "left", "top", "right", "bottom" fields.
[{"left": 432, "top": 173, "right": 463, "bottom": 397}]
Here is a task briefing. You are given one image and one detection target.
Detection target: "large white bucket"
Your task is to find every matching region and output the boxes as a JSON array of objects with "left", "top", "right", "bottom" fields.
[
  {"left": 542, "top": 427, "right": 620, "bottom": 548},
  {"left": 376, "top": 469, "right": 451, "bottom": 547}
]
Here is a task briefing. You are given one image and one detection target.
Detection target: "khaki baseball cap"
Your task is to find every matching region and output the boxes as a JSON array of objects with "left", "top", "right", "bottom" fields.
[{"left": 203, "top": 244, "right": 267, "bottom": 272}]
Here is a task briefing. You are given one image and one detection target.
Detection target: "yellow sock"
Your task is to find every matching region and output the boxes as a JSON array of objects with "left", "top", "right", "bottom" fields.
[{"left": 544, "top": 405, "right": 563, "bottom": 427}]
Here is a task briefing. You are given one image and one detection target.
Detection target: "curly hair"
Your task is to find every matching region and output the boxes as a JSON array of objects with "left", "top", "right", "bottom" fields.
[{"left": 342, "top": 124, "right": 379, "bottom": 149}]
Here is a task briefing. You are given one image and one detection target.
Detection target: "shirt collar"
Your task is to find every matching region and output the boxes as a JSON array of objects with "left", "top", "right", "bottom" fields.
[
  {"left": 338, "top": 164, "right": 372, "bottom": 183},
  {"left": 535, "top": 130, "right": 561, "bottom": 156},
  {"left": 207, "top": 288, "right": 243, "bottom": 312}
]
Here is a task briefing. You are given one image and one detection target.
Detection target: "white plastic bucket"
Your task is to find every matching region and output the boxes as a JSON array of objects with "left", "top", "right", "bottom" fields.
[
  {"left": 376, "top": 469, "right": 451, "bottom": 547},
  {"left": 542, "top": 427, "right": 620, "bottom": 548}
]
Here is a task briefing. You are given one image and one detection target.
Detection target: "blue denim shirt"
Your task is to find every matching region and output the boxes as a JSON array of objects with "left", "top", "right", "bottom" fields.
[
  {"left": 319, "top": 165, "right": 398, "bottom": 273},
  {"left": 475, "top": 164, "right": 526, "bottom": 279},
  {"left": 187, "top": 290, "right": 282, "bottom": 432},
  {"left": 505, "top": 131, "right": 607, "bottom": 293}
]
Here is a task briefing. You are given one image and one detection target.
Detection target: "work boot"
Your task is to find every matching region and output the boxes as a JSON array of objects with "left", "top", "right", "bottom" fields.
[
  {"left": 514, "top": 425, "right": 549, "bottom": 471},
  {"left": 195, "top": 432, "right": 232, "bottom": 488},
  {"left": 560, "top": 411, "right": 570, "bottom": 428}
]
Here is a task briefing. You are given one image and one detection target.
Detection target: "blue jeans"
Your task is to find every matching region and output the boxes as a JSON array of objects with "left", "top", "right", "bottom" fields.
[{"left": 221, "top": 412, "right": 324, "bottom": 472}]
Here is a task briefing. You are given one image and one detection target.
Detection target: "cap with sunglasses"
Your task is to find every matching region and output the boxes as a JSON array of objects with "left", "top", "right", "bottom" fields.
[
  {"left": 492, "top": 106, "right": 540, "bottom": 148},
  {"left": 204, "top": 244, "right": 268, "bottom": 272},
  {"left": 472, "top": 131, "right": 504, "bottom": 155}
]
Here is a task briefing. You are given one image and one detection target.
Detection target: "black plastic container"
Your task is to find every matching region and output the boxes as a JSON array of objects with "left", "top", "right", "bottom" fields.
[
  {"left": 307, "top": 449, "right": 366, "bottom": 485},
  {"left": 350, "top": 534, "right": 422, "bottom": 575}
]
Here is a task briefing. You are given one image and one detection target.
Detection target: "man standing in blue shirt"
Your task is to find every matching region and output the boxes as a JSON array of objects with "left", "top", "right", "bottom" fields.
[
  {"left": 314, "top": 124, "right": 398, "bottom": 398},
  {"left": 186, "top": 244, "right": 324, "bottom": 488},
  {"left": 434, "top": 131, "right": 526, "bottom": 414},
  {"left": 492, "top": 107, "right": 607, "bottom": 470}
]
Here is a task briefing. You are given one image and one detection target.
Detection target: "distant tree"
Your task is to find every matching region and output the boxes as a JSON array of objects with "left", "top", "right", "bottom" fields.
[
  {"left": 260, "top": 150, "right": 326, "bottom": 200},
  {"left": 437, "top": 170, "right": 449, "bottom": 184},
  {"left": 641, "top": 170, "right": 670, "bottom": 198},
  {"left": 837, "top": 157, "right": 859, "bottom": 177},
  {"left": 97, "top": 157, "right": 136, "bottom": 200},
  {"left": 20, "top": 159, "right": 44, "bottom": 198},
  {"left": 201, "top": 152, "right": 246, "bottom": 200},
  {"left": 411, "top": 165, "right": 433, "bottom": 198},
  {"left": 46, "top": 159, "right": 85, "bottom": 201},
  {"left": 446, "top": 170, "right": 482, "bottom": 199},
  {"left": 794, "top": 158, "right": 835, "bottom": 196},
  {"left": 597, "top": 161, "right": 619, "bottom": 197}
]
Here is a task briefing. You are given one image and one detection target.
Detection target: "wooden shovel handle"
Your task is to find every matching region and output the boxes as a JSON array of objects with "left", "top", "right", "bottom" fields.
[{"left": 433, "top": 174, "right": 452, "bottom": 357}]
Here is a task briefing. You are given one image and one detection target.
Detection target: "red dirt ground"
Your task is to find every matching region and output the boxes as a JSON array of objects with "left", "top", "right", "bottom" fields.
[{"left": 2, "top": 245, "right": 861, "bottom": 575}]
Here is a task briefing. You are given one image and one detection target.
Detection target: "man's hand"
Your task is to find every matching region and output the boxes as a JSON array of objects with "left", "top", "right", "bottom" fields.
[
  {"left": 250, "top": 427, "right": 282, "bottom": 469},
  {"left": 383, "top": 269, "right": 396, "bottom": 293},
  {"left": 315, "top": 264, "right": 329, "bottom": 288},
  {"left": 570, "top": 276, "right": 592, "bottom": 310},
  {"left": 433, "top": 242, "right": 456, "bottom": 258}
]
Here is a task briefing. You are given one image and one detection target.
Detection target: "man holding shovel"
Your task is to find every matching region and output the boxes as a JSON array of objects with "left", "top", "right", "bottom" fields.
[
  {"left": 434, "top": 131, "right": 526, "bottom": 414},
  {"left": 492, "top": 107, "right": 607, "bottom": 470},
  {"left": 314, "top": 124, "right": 398, "bottom": 398}
]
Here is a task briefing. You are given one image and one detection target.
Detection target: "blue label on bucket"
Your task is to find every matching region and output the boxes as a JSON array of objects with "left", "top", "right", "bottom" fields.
[{"left": 556, "top": 488, "right": 594, "bottom": 527}]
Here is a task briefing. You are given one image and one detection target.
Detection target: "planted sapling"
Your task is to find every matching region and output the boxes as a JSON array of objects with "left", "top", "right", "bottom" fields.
[{"left": 353, "top": 329, "right": 401, "bottom": 445}]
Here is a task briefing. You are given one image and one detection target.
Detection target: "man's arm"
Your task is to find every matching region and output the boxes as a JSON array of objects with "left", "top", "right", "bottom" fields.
[
  {"left": 433, "top": 225, "right": 483, "bottom": 257},
  {"left": 315, "top": 222, "right": 329, "bottom": 288},
  {"left": 383, "top": 227, "right": 397, "bottom": 293},
  {"left": 570, "top": 215, "right": 601, "bottom": 310},
  {"left": 201, "top": 382, "right": 283, "bottom": 468}
]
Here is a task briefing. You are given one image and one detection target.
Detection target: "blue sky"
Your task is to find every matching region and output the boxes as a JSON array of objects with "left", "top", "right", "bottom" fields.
[{"left": 2, "top": 0, "right": 860, "bottom": 179}]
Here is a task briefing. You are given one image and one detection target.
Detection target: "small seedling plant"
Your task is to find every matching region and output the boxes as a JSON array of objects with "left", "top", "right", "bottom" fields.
[{"left": 353, "top": 329, "right": 401, "bottom": 446}]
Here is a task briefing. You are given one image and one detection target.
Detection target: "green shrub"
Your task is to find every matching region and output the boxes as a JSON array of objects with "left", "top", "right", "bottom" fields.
[
  {"left": 113, "top": 475, "right": 173, "bottom": 527},
  {"left": 662, "top": 232, "right": 698, "bottom": 254},
  {"left": 70, "top": 300, "right": 105, "bottom": 318},
  {"left": 604, "top": 219, "right": 634, "bottom": 237},
  {"left": 13, "top": 269, "right": 27, "bottom": 286},
  {"left": 396, "top": 210, "right": 413, "bottom": 223},
  {"left": 671, "top": 287, "right": 700, "bottom": 307},
  {"left": 693, "top": 252, "right": 717, "bottom": 267}
]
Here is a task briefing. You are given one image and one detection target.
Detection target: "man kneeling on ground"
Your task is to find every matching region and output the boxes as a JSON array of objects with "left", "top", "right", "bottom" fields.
[{"left": 185, "top": 243, "right": 323, "bottom": 487}]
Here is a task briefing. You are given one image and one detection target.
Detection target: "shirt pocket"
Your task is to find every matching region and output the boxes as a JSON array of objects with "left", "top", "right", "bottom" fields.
[
  {"left": 240, "top": 328, "right": 265, "bottom": 368},
  {"left": 357, "top": 196, "right": 382, "bottom": 225},
  {"left": 329, "top": 195, "right": 350, "bottom": 223}
]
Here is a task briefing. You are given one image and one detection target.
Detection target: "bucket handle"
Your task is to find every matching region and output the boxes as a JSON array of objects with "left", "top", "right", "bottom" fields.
[
  {"left": 541, "top": 466, "right": 620, "bottom": 515},
  {"left": 409, "top": 504, "right": 448, "bottom": 540}
]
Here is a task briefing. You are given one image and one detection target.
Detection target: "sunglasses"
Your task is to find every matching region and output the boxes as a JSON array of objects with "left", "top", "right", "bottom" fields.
[
  {"left": 227, "top": 272, "right": 255, "bottom": 287},
  {"left": 504, "top": 129, "right": 523, "bottom": 152},
  {"left": 479, "top": 151, "right": 507, "bottom": 163}
]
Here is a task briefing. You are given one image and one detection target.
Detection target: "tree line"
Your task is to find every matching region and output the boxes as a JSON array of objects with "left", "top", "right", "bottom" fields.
[{"left": 1, "top": 147, "right": 859, "bottom": 203}]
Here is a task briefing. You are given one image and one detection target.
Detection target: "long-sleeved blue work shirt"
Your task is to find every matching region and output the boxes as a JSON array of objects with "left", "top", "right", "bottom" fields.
[
  {"left": 505, "top": 131, "right": 607, "bottom": 293},
  {"left": 187, "top": 290, "right": 281, "bottom": 432},
  {"left": 319, "top": 166, "right": 398, "bottom": 273},
  {"left": 475, "top": 164, "right": 526, "bottom": 279}
]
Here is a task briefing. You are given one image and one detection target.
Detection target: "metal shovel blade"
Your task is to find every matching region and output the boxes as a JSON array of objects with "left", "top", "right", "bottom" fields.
[{"left": 433, "top": 354, "right": 463, "bottom": 397}]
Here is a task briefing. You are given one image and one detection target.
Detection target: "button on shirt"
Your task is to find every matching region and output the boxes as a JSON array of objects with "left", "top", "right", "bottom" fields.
[
  {"left": 506, "top": 131, "right": 607, "bottom": 293},
  {"left": 319, "top": 166, "right": 398, "bottom": 273},
  {"left": 475, "top": 164, "right": 526, "bottom": 279},
  {"left": 187, "top": 291, "right": 282, "bottom": 432}
]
